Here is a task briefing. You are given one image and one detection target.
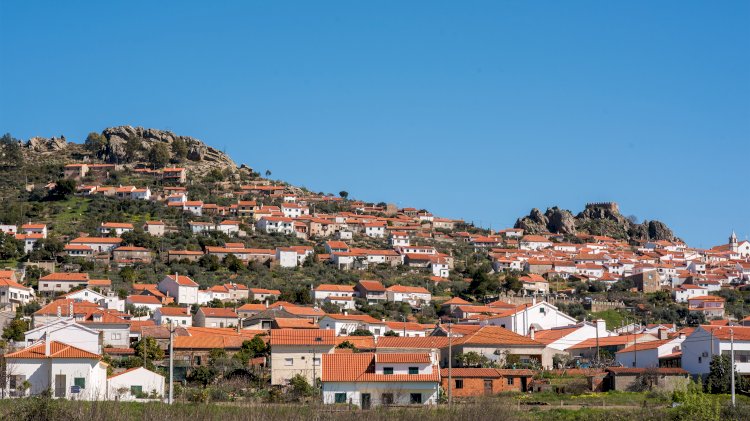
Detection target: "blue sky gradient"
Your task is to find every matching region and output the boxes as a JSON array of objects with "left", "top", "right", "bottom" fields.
[{"left": 1, "top": 1, "right": 748, "bottom": 247}]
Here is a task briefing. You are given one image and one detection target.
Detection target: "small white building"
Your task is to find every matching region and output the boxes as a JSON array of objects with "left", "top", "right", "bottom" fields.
[
  {"left": 3, "top": 340, "right": 107, "bottom": 400},
  {"left": 107, "top": 367, "right": 165, "bottom": 401},
  {"left": 386, "top": 285, "right": 432, "bottom": 308},
  {"left": 154, "top": 307, "right": 193, "bottom": 327},
  {"left": 157, "top": 274, "right": 199, "bottom": 305},
  {"left": 681, "top": 325, "right": 750, "bottom": 376}
]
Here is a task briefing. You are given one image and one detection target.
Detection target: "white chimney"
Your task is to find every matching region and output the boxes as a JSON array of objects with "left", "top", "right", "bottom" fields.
[
  {"left": 679, "top": 332, "right": 685, "bottom": 340},
  {"left": 529, "top": 326, "right": 535, "bottom": 340},
  {"left": 44, "top": 331, "right": 50, "bottom": 356},
  {"left": 595, "top": 319, "right": 607, "bottom": 338}
]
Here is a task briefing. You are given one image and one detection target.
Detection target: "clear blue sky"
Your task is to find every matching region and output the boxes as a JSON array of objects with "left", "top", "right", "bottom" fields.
[{"left": 1, "top": 1, "right": 748, "bottom": 248}]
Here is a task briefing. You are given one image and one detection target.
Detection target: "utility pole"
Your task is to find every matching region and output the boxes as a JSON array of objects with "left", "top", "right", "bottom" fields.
[
  {"left": 169, "top": 320, "right": 175, "bottom": 405},
  {"left": 595, "top": 321, "right": 600, "bottom": 364},
  {"left": 401, "top": 315, "right": 407, "bottom": 337},
  {"left": 448, "top": 320, "right": 453, "bottom": 407},
  {"left": 730, "top": 329, "right": 735, "bottom": 407}
]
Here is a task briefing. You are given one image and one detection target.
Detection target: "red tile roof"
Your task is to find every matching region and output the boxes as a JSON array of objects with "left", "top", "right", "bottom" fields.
[
  {"left": 270, "top": 329, "right": 336, "bottom": 346},
  {"left": 322, "top": 353, "right": 439, "bottom": 382},
  {"left": 5, "top": 341, "right": 100, "bottom": 359}
]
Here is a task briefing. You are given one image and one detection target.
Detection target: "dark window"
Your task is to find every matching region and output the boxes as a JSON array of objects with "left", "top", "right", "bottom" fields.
[
  {"left": 455, "top": 379, "right": 464, "bottom": 389},
  {"left": 74, "top": 377, "right": 86, "bottom": 389},
  {"left": 382, "top": 393, "right": 394, "bottom": 405},
  {"left": 408, "top": 367, "right": 419, "bottom": 375},
  {"left": 334, "top": 393, "right": 347, "bottom": 403},
  {"left": 507, "top": 377, "right": 514, "bottom": 385},
  {"left": 410, "top": 393, "right": 422, "bottom": 404},
  {"left": 194, "top": 355, "right": 202, "bottom": 365},
  {"left": 383, "top": 367, "right": 393, "bottom": 375},
  {"left": 131, "top": 385, "right": 143, "bottom": 395}
]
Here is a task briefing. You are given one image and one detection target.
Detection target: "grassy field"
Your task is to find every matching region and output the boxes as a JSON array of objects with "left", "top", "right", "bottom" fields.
[{"left": 0, "top": 394, "right": 748, "bottom": 421}]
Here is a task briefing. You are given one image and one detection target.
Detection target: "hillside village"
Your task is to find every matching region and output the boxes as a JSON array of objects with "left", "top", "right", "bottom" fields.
[{"left": 0, "top": 129, "right": 749, "bottom": 407}]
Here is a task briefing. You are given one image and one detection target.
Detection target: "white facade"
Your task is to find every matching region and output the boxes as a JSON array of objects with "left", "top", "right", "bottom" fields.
[
  {"left": 322, "top": 381, "right": 439, "bottom": 407},
  {"left": 483, "top": 301, "right": 577, "bottom": 335},
  {"left": 24, "top": 320, "right": 102, "bottom": 355},
  {"left": 107, "top": 367, "right": 165, "bottom": 401},
  {"left": 157, "top": 274, "right": 199, "bottom": 305},
  {"left": 681, "top": 326, "right": 750, "bottom": 376}
]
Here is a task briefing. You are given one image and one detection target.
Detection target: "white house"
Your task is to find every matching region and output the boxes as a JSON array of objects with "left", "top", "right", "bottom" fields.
[
  {"left": 157, "top": 274, "right": 199, "bottom": 305},
  {"left": 126, "top": 295, "right": 163, "bottom": 314},
  {"left": 0, "top": 277, "right": 35, "bottom": 307},
  {"left": 98, "top": 222, "right": 134, "bottom": 236},
  {"left": 321, "top": 353, "right": 440, "bottom": 407},
  {"left": 681, "top": 325, "right": 750, "bottom": 376},
  {"left": 672, "top": 284, "right": 708, "bottom": 303},
  {"left": 3, "top": 340, "right": 107, "bottom": 400},
  {"left": 319, "top": 314, "right": 387, "bottom": 336},
  {"left": 21, "top": 223, "right": 48, "bottom": 238},
  {"left": 24, "top": 319, "right": 102, "bottom": 355},
  {"left": 615, "top": 330, "right": 686, "bottom": 368},
  {"left": 275, "top": 247, "right": 299, "bottom": 268},
  {"left": 364, "top": 222, "right": 386, "bottom": 238},
  {"left": 107, "top": 367, "right": 165, "bottom": 401},
  {"left": 281, "top": 203, "right": 309, "bottom": 219},
  {"left": 386, "top": 285, "right": 432, "bottom": 308},
  {"left": 519, "top": 235, "right": 553, "bottom": 250},
  {"left": 144, "top": 221, "right": 165, "bottom": 237},
  {"left": 0, "top": 224, "right": 17, "bottom": 235},
  {"left": 482, "top": 300, "right": 578, "bottom": 336},
  {"left": 257, "top": 216, "right": 294, "bottom": 235},
  {"left": 312, "top": 284, "right": 356, "bottom": 303},
  {"left": 531, "top": 320, "right": 611, "bottom": 353},
  {"left": 153, "top": 307, "right": 193, "bottom": 327},
  {"left": 65, "top": 288, "right": 124, "bottom": 312}
]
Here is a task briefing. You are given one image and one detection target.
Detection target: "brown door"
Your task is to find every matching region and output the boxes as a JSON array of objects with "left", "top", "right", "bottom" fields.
[
  {"left": 55, "top": 374, "right": 66, "bottom": 398},
  {"left": 484, "top": 379, "right": 493, "bottom": 395}
]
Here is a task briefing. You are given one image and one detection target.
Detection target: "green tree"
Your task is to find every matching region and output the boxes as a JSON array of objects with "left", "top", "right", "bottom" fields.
[
  {"left": 349, "top": 329, "right": 373, "bottom": 336},
  {"left": 0, "top": 232, "right": 23, "bottom": 260},
  {"left": 339, "top": 191, "right": 349, "bottom": 199},
  {"left": 171, "top": 138, "right": 188, "bottom": 162},
  {"left": 125, "top": 135, "right": 143, "bottom": 161},
  {"left": 384, "top": 330, "right": 399, "bottom": 337},
  {"left": 455, "top": 351, "right": 490, "bottom": 368},
  {"left": 288, "top": 374, "right": 314, "bottom": 400},
  {"left": 706, "top": 354, "right": 747, "bottom": 394},
  {"left": 84, "top": 132, "right": 107, "bottom": 153},
  {"left": 233, "top": 335, "right": 269, "bottom": 365},
  {"left": 187, "top": 366, "right": 216, "bottom": 387},
  {"left": 0, "top": 133, "right": 23, "bottom": 166},
  {"left": 148, "top": 143, "right": 171, "bottom": 168},
  {"left": 2, "top": 318, "right": 29, "bottom": 341},
  {"left": 49, "top": 178, "right": 77, "bottom": 200},
  {"left": 133, "top": 336, "right": 164, "bottom": 369},
  {"left": 336, "top": 340, "right": 357, "bottom": 350},
  {"left": 265, "top": 170, "right": 271, "bottom": 177},
  {"left": 223, "top": 253, "right": 245, "bottom": 272}
]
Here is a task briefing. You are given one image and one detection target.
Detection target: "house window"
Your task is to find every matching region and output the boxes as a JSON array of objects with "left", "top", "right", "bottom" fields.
[
  {"left": 383, "top": 367, "right": 394, "bottom": 375},
  {"left": 334, "top": 393, "right": 347, "bottom": 403},
  {"left": 285, "top": 358, "right": 294, "bottom": 366},
  {"left": 382, "top": 393, "right": 394, "bottom": 405},
  {"left": 131, "top": 385, "right": 143, "bottom": 395},
  {"left": 539, "top": 307, "right": 545, "bottom": 314},
  {"left": 408, "top": 367, "right": 419, "bottom": 375},
  {"left": 74, "top": 377, "right": 86, "bottom": 389},
  {"left": 313, "top": 358, "right": 321, "bottom": 366},
  {"left": 455, "top": 379, "right": 464, "bottom": 389},
  {"left": 410, "top": 393, "right": 422, "bottom": 404},
  {"left": 194, "top": 356, "right": 202, "bottom": 365},
  {"left": 507, "top": 377, "right": 514, "bottom": 385},
  {"left": 698, "top": 357, "right": 702, "bottom": 364},
  {"left": 9, "top": 375, "right": 25, "bottom": 390}
]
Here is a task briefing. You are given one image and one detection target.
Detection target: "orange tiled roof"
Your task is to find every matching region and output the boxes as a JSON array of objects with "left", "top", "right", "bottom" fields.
[
  {"left": 375, "top": 353, "right": 431, "bottom": 364},
  {"left": 322, "top": 353, "right": 439, "bottom": 382},
  {"left": 270, "top": 329, "right": 336, "bottom": 346},
  {"left": 5, "top": 341, "right": 100, "bottom": 359}
]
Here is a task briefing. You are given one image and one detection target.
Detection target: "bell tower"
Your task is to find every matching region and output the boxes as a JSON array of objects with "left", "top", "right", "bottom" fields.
[{"left": 729, "top": 231, "right": 738, "bottom": 253}]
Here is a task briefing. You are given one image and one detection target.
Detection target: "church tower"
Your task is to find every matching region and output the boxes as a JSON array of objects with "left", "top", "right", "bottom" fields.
[{"left": 729, "top": 231, "right": 738, "bottom": 253}]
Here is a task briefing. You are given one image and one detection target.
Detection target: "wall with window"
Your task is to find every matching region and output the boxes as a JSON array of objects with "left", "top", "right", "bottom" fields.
[{"left": 322, "top": 381, "right": 439, "bottom": 406}]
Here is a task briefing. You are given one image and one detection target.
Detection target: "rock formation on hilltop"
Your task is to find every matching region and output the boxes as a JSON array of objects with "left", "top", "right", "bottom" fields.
[
  {"left": 20, "top": 126, "right": 248, "bottom": 176},
  {"left": 514, "top": 202, "right": 678, "bottom": 242}
]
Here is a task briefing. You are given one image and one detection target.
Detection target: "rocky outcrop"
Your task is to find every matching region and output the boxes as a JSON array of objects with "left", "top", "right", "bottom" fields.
[
  {"left": 100, "top": 126, "right": 237, "bottom": 170},
  {"left": 24, "top": 136, "right": 68, "bottom": 153},
  {"left": 514, "top": 202, "right": 678, "bottom": 242}
]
